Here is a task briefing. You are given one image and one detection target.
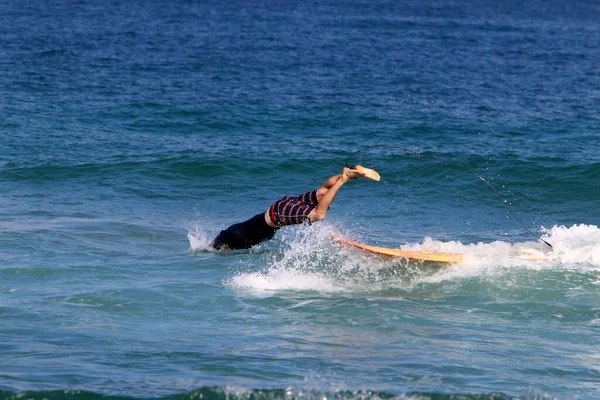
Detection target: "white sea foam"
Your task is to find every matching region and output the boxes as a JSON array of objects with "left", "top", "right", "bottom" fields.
[
  {"left": 228, "top": 266, "right": 341, "bottom": 293},
  {"left": 227, "top": 224, "right": 356, "bottom": 294},
  {"left": 227, "top": 223, "right": 445, "bottom": 294},
  {"left": 226, "top": 223, "right": 600, "bottom": 294},
  {"left": 400, "top": 224, "right": 600, "bottom": 269},
  {"left": 540, "top": 224, "right": 600, "bottom": 266}
]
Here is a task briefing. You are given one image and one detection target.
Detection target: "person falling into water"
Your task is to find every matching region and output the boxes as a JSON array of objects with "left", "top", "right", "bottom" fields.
[{"left": 211, "top": 165, "right": 380, "bottom": 251}]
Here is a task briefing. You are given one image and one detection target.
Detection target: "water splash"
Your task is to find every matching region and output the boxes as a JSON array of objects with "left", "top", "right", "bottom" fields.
[
  {"left": 187, "top": 222, "right": 215, "bottom": 252},
  {"left": 541, "top": 224, "right": 600, "bottom": 266},
  {"left": 226, "top": 224, "right": 600, "bottom": 295},
  {"left": 227, "top": 223, "right": 440, "bottom": 295}
]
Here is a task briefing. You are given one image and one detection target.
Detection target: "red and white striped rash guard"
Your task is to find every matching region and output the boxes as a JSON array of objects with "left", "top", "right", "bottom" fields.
[{"left": 268, "top": 190, "right": 319, "bottom": 227}]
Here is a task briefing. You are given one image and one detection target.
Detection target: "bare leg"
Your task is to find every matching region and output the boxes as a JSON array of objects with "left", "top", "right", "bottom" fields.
[
  {"left": 316, "top": 174, "right": 342, "bottom": 201},
  {"left": 316, "top": 168, "right": 365, "bottom": 202},
  {"left": 309, "top": 167, "right": 368, "bottom": 222}
]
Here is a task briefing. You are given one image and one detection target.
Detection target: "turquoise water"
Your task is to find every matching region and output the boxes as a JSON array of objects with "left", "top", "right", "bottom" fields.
[{"left": 1, "top": 1, "right": 600, "bottom": 399}]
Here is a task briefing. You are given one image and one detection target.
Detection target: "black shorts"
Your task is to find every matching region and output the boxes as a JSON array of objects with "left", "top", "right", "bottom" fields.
[{"left": 211, "top": 213, "right": 278, "bottom": 251}]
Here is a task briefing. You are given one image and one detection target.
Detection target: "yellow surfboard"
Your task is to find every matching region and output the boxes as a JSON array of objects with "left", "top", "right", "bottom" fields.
[
  {"left": 336, "top": 238, "right": 464, "bottom": 263},
  {"left": 335, "top": 238, "right": 550, "bottom": 263}
]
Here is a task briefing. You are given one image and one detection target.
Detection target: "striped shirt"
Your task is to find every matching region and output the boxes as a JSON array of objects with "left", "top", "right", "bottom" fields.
[{"left": 268, "top": 190, "right": 319, "bottom": 227}]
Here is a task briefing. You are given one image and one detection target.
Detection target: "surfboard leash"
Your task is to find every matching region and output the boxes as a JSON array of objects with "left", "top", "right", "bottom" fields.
[{"left": 345, "top": 144, "right": 553, "bottom": 249}]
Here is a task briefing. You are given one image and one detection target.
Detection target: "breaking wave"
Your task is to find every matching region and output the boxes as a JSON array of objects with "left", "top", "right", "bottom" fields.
[{"left": 224, "top": 224, "right": 600, "bottom": 295}]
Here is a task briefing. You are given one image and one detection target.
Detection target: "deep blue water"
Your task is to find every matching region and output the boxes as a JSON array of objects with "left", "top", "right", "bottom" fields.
[{"left": 1, "top": 1, "right": 600, "bottom": 399}]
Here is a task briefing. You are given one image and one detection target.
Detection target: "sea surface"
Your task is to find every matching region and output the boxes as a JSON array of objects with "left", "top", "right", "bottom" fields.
[{"left": 1, "top": 0, "right": 599, "bottom": 399}]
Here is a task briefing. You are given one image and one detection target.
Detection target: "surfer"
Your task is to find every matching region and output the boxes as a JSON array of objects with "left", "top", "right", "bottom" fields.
[{"left": 211, "top": 165, "right": 379, "bottom": 251}]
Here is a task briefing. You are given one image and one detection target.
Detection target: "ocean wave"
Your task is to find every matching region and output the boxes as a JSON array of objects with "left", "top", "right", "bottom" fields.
[
  {"left": 0, "top": 387, "right": 559, "bottom": 400},
  {"left": 221, "top": 223, "right": 600, "bottom": 296},
  {"left": 0, "top": 153, "right": 326, "bottom": 185}
]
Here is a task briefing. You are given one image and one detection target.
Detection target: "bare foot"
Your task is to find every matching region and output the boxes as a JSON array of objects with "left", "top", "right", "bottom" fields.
[
  {"left": 342, "top": 167, "right": 363, "bottom": 180},
  {"left": 353, "top": 165, "right": 381, "bottom": 181}
]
